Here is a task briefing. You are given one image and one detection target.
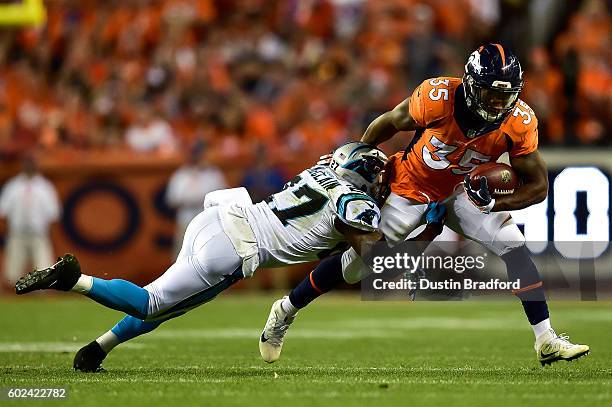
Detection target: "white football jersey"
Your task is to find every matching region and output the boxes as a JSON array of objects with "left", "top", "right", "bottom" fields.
[{"left": 239, "top": 165, "right": 380, "bottom": 268}]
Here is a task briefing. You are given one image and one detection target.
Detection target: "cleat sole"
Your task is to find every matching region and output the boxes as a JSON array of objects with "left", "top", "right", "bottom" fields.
[
  {"left": 565, "top": 349, "right": 590, "bottom": 362},
  {"left": 15, "top": 268, "right": 55, "bottom": 295},
  {"left": 14, "top": 254, "right": 81, "bottom": 294},
  {"left": 540, "top": 349, "right": 590, "bottom": 366}
]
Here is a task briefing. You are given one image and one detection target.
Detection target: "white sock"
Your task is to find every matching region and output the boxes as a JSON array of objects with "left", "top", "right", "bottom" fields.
[
  {"left": 281, "top": 297, "right": 298, "bottom": 317},
  {"left": 96, "top": 330, "right": 120, "bottom": 354},
  {"left": 70, "top": 275, "right": 93, "bottom": 294},
  {"left": 532, "top": 318, "right": 552, "bottom": 339}
]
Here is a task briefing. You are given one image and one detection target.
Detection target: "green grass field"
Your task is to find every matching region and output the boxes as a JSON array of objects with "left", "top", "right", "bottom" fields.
[{"left": 0, "top": 295, "right": 610, "bottom": 406}]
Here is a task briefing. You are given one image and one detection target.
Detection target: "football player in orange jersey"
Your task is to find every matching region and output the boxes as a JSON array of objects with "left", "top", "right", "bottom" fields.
[{"left": 260, "top": 44, "right": 589, "bottom": 366}]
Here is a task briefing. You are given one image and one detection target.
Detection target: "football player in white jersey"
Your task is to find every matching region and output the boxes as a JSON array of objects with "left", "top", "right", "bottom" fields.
[
  {"left": 259, "top": 45, "right": 590, "bottom": 367},
  {"left": 15, "top": 142, "right": 405, "bottom": 372}
]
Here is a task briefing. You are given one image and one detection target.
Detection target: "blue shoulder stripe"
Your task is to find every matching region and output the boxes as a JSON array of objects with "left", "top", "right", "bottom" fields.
[{"left": 336, "top": 193, "right": 377, "bottom": 219}]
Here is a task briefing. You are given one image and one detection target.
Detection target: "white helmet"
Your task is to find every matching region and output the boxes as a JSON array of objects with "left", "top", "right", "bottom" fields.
[{"left": 329, "top": 142, "right": 388, "bottom": 195}]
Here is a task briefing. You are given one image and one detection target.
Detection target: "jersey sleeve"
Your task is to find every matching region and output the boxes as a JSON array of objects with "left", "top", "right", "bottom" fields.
[
  {"left": 334, "top": 192, "right": 381, "bottom": 232},
  {"left": 503, "top": 100, "right": 539, "bottom": 158},
  {"left": 408, "top": 77, "right": 457, "bottom": 128}
]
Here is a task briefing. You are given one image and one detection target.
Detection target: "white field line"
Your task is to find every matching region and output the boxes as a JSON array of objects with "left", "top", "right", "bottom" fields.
[
  {"left": 0, "top": 342, "right": 145, "bottom": 352},
  {"left": 148, "top": 316, "right": 523, "bottom": 341},
  {"left": 152, "top": 328, "right": 397, "bottom": 340}
]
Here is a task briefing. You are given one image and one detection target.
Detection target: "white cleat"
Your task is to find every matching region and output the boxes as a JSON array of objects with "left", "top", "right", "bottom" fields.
[
  {"left": 535, "top": 329, "right": 590, "bottom": 366},
  {"left": 259, "top": 297, "right": 296, "bottom": 363}
]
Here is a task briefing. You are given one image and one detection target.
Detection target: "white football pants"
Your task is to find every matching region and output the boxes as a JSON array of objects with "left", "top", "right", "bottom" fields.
[
  {"left": 380, "top": 192, "right": 525, "bottom": 255},
  {"left": 144, "top": 206, "right": 243, "bottom": 320},
  {"left": 341, "top": 191, "right": 526, "bottom": 283}
]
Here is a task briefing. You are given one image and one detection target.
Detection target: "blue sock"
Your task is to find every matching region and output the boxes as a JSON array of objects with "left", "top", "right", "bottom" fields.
[
  {"left": 289, "top": 254, "right": 344, "bottom": 309},
  {"left": 110, "top": 310, "right": 185, "bottom": 343},
  {"left": 87, "top": 278, "right": 150, "bottom": 320},
  {"left": 520, "top": 300, "right": 549, "bottom": 325},
  {"left": 501, "top": 245, "right": 550, "bottom": 325},
  {"left": 111, "top": 315, "right": 163, "bottom": 343}
]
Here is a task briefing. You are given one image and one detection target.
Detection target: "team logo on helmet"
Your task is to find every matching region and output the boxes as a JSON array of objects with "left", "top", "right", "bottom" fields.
[
  {"left": 329, "top": 142, "right": 388, "bottom": 196},
  {"left": 466, "top": 51, "right": 483, "bottom": 74},
  {"left": 463, "top": 43, "right": 524, "bottom": 123}
]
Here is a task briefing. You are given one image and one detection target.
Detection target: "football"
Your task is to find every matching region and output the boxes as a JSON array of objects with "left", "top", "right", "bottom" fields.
[{"left": 469, "top": 162, "right": 519, "bottom": 196}]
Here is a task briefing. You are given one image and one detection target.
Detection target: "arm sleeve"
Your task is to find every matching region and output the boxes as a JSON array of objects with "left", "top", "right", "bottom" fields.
[
  {"left": 408, "top": 82, "right": 428, "bottom": 128},
  {"left": 506, "top": 100, "right": 539, "bottom": 158},
  {"left": 509, "top": 127, "right": 539, "bottom": 158},
  {"left": 407, "top": 77, "right": 456, "bottom": 128}
]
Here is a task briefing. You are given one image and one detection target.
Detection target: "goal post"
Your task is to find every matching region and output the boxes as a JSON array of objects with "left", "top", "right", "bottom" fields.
[{"left": 0, "top": 0, "right": 46, "bottom": 26}]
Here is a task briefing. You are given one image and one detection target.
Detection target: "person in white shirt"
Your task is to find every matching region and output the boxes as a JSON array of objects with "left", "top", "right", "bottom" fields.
[
  {"left": 166, "top": 147, "right": 227, "bottom": 256},
  {"left": 125, "top": 105, "right": 176, "bottom": 154},
  {"left": 0, "top": 155, "right": 60, "bottom": 285}
]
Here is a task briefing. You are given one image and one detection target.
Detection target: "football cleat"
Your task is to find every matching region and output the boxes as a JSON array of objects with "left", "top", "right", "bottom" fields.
[
  {"left": 259, "top": 297, "right": 296, "bottom": 363},
  {"left": 536, "top": 329, "right": 590, "bottom": 366},
  {"left": 15, "top": 254, "right": 81, "bottom": 295},
  {"left": 74, "top": 341, "right": 107, "bottom": 373}
]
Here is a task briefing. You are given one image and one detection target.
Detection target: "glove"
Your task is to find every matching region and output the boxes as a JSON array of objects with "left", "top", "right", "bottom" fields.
[
  {"left": 463, "top": 175, "right": 495, "bottom": 213},
  {"left": 425, "top": 202, "right": 446, "bottom": 226}
]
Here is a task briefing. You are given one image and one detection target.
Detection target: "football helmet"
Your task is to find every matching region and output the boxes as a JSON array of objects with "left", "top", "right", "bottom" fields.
[
  {"left": 329, "top": 142, "right": 388, "bottom": 195},
  {"left": 463, "top": 43, "right": 524, "bottom": 123}
]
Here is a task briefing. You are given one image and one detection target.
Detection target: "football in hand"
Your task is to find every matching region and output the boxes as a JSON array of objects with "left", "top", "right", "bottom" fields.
[{"left": 468, "top": 162, "right": 519, "bottom": 196}]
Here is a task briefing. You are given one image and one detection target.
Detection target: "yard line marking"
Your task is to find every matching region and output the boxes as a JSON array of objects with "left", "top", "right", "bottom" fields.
[
  {"left": 0, "top": 342, "right": 145, "bottom": 353},
  {"left": 150, "top": 328, "right": 399, "bottom": 340},
  {"left": 147, "top": 316, "right": 525, "bottom": 341}
]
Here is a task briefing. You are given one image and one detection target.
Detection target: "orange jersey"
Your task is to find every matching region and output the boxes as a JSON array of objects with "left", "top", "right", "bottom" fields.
[{"left": 390, "top": 77, "right": 538, "bottom": 203}]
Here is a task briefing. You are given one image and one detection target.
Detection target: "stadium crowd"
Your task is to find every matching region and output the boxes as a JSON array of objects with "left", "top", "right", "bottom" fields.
[{"left": 0, "top": 0, "right": 609, "bottom": 169}]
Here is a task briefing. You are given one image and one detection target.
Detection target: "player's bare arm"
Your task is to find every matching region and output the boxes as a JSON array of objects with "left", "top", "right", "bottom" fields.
[
  {"left": 333, "top": 217, "right": 381, "bottom": 257},
  {"left": 493, "top": 151, "right": 548, "bottom": 212},
  {"left": 361, "top": 98, "right": 418, "bottom": 146}
]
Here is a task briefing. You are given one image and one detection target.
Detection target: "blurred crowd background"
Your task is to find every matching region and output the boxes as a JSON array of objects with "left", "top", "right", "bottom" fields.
[
  {"left": 0, "top": 0, "right": 610, "bottom": 167},
  {"left": 0, "top": 0, "right": 610, "bottom": 288}
]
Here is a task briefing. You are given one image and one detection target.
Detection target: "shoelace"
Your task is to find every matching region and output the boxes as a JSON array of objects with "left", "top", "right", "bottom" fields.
[
  {"left": 542, "top": 332, "right": 572, "bottom": 353},
  {"left": 268, "top": 325, "right": 288, "bottom": 345},
  {"left": 266, "top": 318, "right": 290, "bottom": 346},
  {"left": 556, "top": 333, "right": 572, "bottom": 347},
  {"left": 540, "top": 330, "right": 572, "bottom": 353}
]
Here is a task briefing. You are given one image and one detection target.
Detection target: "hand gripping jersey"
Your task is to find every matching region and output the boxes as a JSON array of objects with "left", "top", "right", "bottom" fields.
[
  {"left": 390, "top": 77, "right": 539, "bottom": 203},
  {"left": 219, "top": 165, "right": 381, "bottom": 274}
]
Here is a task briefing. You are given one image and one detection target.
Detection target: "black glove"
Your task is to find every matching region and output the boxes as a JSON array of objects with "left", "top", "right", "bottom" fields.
[{"left": 463, "top": 175, "right": 495, "bottom": 213}]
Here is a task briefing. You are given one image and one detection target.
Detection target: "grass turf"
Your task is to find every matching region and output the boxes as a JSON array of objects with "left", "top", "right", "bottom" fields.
[{"left": 0, "top": 295, "right": 610, "bottom": 406}]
